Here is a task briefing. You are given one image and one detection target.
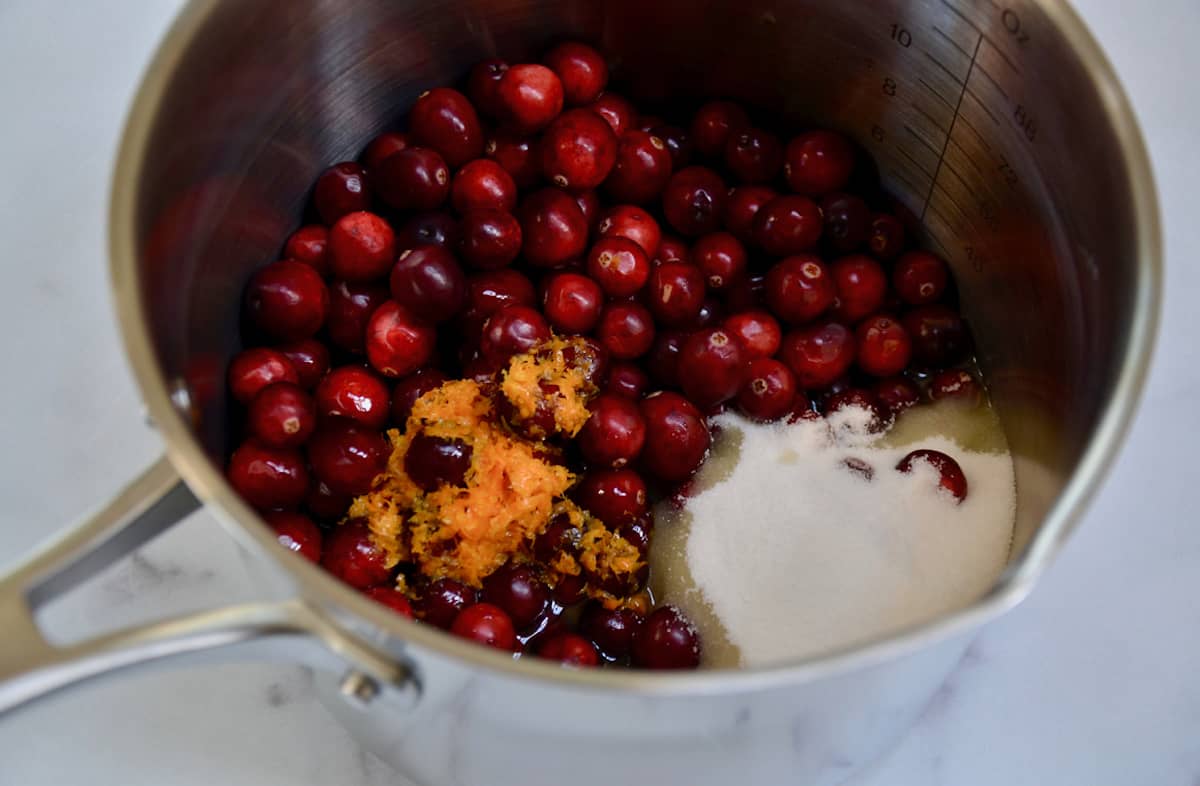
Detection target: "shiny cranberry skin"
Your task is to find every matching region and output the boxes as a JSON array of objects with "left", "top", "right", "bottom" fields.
[
  {"left": 663, "top": 166, "right": 726, "bottom": 237},
  {"left": 537, "top": 633, "right": 599, "bottom": 666},
  {"left": 458, "top": 208, "right": 523, "bottom": 270},
  {"left": 390, "top": 367, "right": 449, "bottom": 425},
  {"left": 868, "top": 212, "right": 906, "bottom": 260},
  {"left": 374, "top": 147, "right": 450, "bottom": 211},
  {"left": 244, "top": 260, "right": 329, "bottom": 340},
  {"left": 654, "top": 234, "right": 690, "bottom": 265},
  {"left": 575, "top": 468, "right": 648, "bottom": 526},
  {"left": 605, "top": 361, "right": 649, "bottom": 399},
  {"left": 820, "top": 193, "right": 871, "bottom": 253},
  {"left": 724, "top": 127, "right": 783, "bottom": 184},
  {"left": 467, "top": 58, "right": 510, "bottom": 118},
  {"left": 364, "top": 587, "right": 415, "bottom": 618},
  {"left": 678, "top": 328, "right": 747, "bottom": 408},
  {"left": 604, "top": 130, "right": 673, "bottom": 204},
  {"left": 306, "top": 479, "right": 352, "bottom": 522},
  {"left": 896, "top": 449, "right": 968, "bottom": 502},
  {"left": 765, "top": 255, "right": 835, "bottom": 324},
  {"left": 328, "top": 211, "right": 396, "bottom": 282},
  {"left": 586, "top": 236, "right": 650, "bottom": 297},
  {"left": 228, "top": 348, "right": 299, "bottom": 404},
  {"left": 388, "top": 245, "right": 467, "bottom": 324},
  {"left": 573, "top": 188, "right": 601, "bottom": 233},
  {"left": 308, "top": 418, "right": 388, "bottom": 496},
  {"left": 723, "top": 310, "right": 781, "bottom": 358},
  {"left": 314, "top": 162, "right": 371, "bottom": 226},
  {"left": 409, "top": 87, "right": 483, "bottom": 169},
  {"left": 361, "top": 131, "right": 410, "bottom": 169},
  {"left": 540, "top": 108, "right": 618, "bottom": 190},
  {"left": 579, "top": 603, "right": 642, "bottom": 659},
  {"left": 478, "top": 305, "right": 550, "bottom": 366},
  {"left": 544, "top": 41, "right": 608, "bottom": 105},
  {"left": 902, "top": 305, "right": 971, "bottom": 367},
  {"left": 365, "top": 300, "right": 436, "bottom": 378},
  {"left": 830, "top": 254, "right": 888, "bottom": 323},
  {"left": 689, "top": 297, "right": 724, "bottom": 330},
  {"left": 417, "top": 578, "right": 478, "bottom": 628},
  {"left": 482, "top": 563, "right": 550, "bottom": 631},
  {"left": 597, "top": 204, "right": 661, "bottom": 257},
  {"left": 632, "top": 606, "right": 701, "bottom": 670},
  {"left": 596, "top": 301, "right": 656, "bottom": 360},
  {"left": 779, "top": 321, "right": 857, "bottom": 389},
  {"left": 652, "top": 124, "right": 692, "bottom": 169},
  {"left": 227, "top": 440, "right": 309, "bottom": 510},
  {"left": 722, "top": 185, "right": 777, "bottom": 245},
  {"left": 737, "top": 358, "right": 797, "bottom": 421},
  {"left": 587, "top": 93, "right": 638, "bottom": 136},
  {"left": 248, "top": 382, "right": 317, "bottom": 448},
  {"left": 692, "top": 232, "right": 747, "bottom": 291},
  {"left": 451, "top": 159, "right": 518, "bottom": 214},
  {"left": 754, "top": 195, "right": 822, "bottom": 256},
  {"left": 464, "top": 270, "right": 537, "bottom": 327},
  {"left": 579, "top": 394, "right": 646, "bottom": 468},
  {"left": 690, "top": 100, "right": 750, "bottom": 157},
  {"left": 647, "top": 262, "right": 706, "bottom": 327},
  {"left": 315, "top": 365, "right": 390, "bottom": 429},
  {"left": 486, "top": 133, "right": 540, "bottom": 189},
  {"left": 824, "top": 388, "right": 889, "bottom": 432},
  {"left": 327, "top": 280, "right": 389, "bottom": 355},
  {"left": 276, "top": 338, "right": 330, "bottom": 389},
  {"left": 856, "top": 314, "right": 912, "bottom": 377},
  {"left": 284, "top": 225, "right": 330, "bottom": 276},
  {"left": 785, "top": 130, "right": 856, "bottom": 195},
  {"left": 264, "top": 511, "right": 322, "bottom": 562},
  {"left": 543, "top": 272, "right": 603, "bottom": 333},
  {"left": 722, "top": 273, "right": 767, "bottom": 313},
  {"left": 873, "top": 376, "right": 921, "bottom": 415},
  {"left": 639, "top": 392, "right": 710, "bottom": 483},
  {"left": 405, "top": 432, "right": 473, "bottom": 491},
  {"left": 396, "top": 210, "right": 458, "bottom": 252},
  {"left": 645, "top": 330, "right": 688, "bottom": 388},
  {"left": 518, "top": 188, "right": 588, "bottom": 268},
  {"left": 451, "top": 602, "right": 517, "bottom": 650},
  {"left": 498, "top": 63, "right": 563, "bottom": 133},
  {"left": 321, "top": 519, "right": 393, "bottom": 589},
  {"left": 929, "top": 369, "right": 983, "bottom": 406},
  {"left": 893, "top": 251, "right": 949, "bottom": 305}
]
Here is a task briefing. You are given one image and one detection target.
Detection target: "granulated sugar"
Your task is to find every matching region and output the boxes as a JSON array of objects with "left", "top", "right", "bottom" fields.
[{"left": 651, "top": 402, "right": 1016, "bottom": 668}]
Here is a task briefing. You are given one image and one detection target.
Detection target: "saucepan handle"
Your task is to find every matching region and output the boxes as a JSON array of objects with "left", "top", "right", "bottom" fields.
[{"left": 0, "top": 456, "right": 418, "bottom": 715}]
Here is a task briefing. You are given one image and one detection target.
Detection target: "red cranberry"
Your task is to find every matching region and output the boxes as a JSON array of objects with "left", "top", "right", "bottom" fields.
[
  {"left": 779, "top": 321, "right": 857, "bottom": 389},
  {"left": 467, "top": 58, "right": 510, "bottom": 118},
  {"left": 873, "top": 376, "right": 921, "bottom": 415},
  {"left": 639, "top": 392, "right": 710, "bottom": 483},
  {"left": 784, "top": 130, "right": 855, "bottom": 195},
  {"left": 537, "top": 633, "right": 599, "bottom": 666},
  {"left": 388, "top": 245, "right": 467, "bottom": 324},
  {"left": 244, "top": 260, "right": 329, "bottom": 341},
  {"left": 893, "top": 251, "right": 949, "bottom": 305},
  {"left": 327, "top": 280, "right": 389, "bottom": 355},
  {"left": 361, "top": 131, "right": 410, "bottom": 169},
  {"left": 365, "top": 300, "right": 436, "bottom": 378},
  {"left": 409, "top": 87, "right": 483, "bottom": 168},
  {"left": 631, "top": 606, "right": 701, "bottom": 670},
  {"left": 830, "top": 254, "right": 888, "bottom": 323},
  {"left": 638, "top": 115, "right": 665, "bottom": 133},
  {"left": 573, "top": 188, "right": 601, "bottom": 233},
  {"left": 534, "top": 512, "right": 582, "bottom": 564},
  {"left": 228, "top": 348, "right": 299, "bottom": 404},
  {"left": 690, "top": 100, "right": 750, "bottom": 157},
  {"left": 417, "top": 578, "right": 478, "bottom": 628},
  {"left": 651, "top": 124, "right": 692, "bottom": 169},
  {"left": 451, "top": 159, "right": 518, "bottom": 214},
  {"left": 605, "top": 361, "right": 650, "bottom": 399},
  {"left": 586, "top": 236, "right": 650, "bottom": 297},
  {"left": 929, "top": 369, "right": 983, "bottom": 406},
  {"left": 540, "top": 108, "right": 618, "bottom": 189},
  {"left": 723, "top": 185, "right": 777, "bottom": 245},
  {"left": 678, "top": 328, "right": 747, "bottom": 408},
  {"left": 646, "top": 261, "right": 706, "bottom": 327},
  {"left": 692, "top": 232, "right": 747, "bottom": 291},
  {"left": 868, "top": 212, "right": 906, "bottom": 260},
  {"left": 596, "top": 302, "right": 656, "bottom": 360},
  {"left": 321, "top": 519, "right": 392, "bottom": 589},
  {"left": 618, "top": 512, "right": 654, "bottom": 554},
  {"left": 901, "top": 305, "right": 971, "bottom": 367},
  {"left": 689, "top": 297, "right": 724, "bottom": 330},
  {"left": 328, "top": 211, "right": 396, "bottom": 282},
  {"left": 390, "top": 367, "right": 449, "bottom": 424},
  {"left": 598, "top": 204, "right": 661, "bottom": 257},
  {"left": 315, "top": 365, "right": 390, "bottom": 429},
  {"left": 396, "top": 210, "right": 459, "bottom": 251},
  {"left": 574, "top": 468, "right": 648, "bottom": 526},
  {"left": 485, "top": 133, "right": 540, "bottom": 189},
  {"left": 723, "top": 310, "right": 782, "bottom": 358},
  {"left": 737, "top": 358, "right": 797, "bottom": 421},
  {"left": 284, "top": 225, "right": 330, "bottom": 276},
  {"left": 404, "top": 432, "right": 472, "bottom": 492},
  {"left": 645, "top": 330, "right": 688, "bottom": 388},
  {"left": 604, "top": 130, "right": 673, "bottom": 204},
  {"left": 663, "top": 166, "right": 727, "bottom": 237},
  {"left": 248, "top": 382, "right": 317, "bottom": 448},
  {"left": 227, "top": 440, "right": 308, "bottom": 510},
  {"left": 543, "top": 41, "right": 608, "bottom": 106},
  {"left": 374, "top": 147, "right": 450, "bottom": 211},
  {"left": 724, "top": 127, "right": 783, "bottom": 184},
  {"left": 820, "top": 193, "right": 871, "bottom": 253},
  {"left": 464, "top": 269, "right": 537, "bottom": 328},
  {"left": 458, "top": 208, "right": 523, "bottom": 270},
  {"left": 306, "top": 479, "right": 352, "bottom": 522},
  {"left": 550, "top": 572, "right": 587, "bottom": 606},
  {"left": 754, "top": 195, "right": 822, "bottom": 256},
  {"left": 765, "top": 255, "right": 835, "bottom": 323},
  {"left": 451, "top": 602, "right": 517, "bottom": 650},
  {"left": 498, "top": 63, "right": 564, "bottom": 133},
  {"left": 482, "top": 563, "right": 550, "bottom": 631},
  {"left": 480, "top": 305, "right": 551, "bottom": 366},
  {"left": 587, "top": 93, "right": 638, "bottom": 136},
  {"left": 364, "top": 586, "right": 415, "bottom": 618},
  {"left": 722, "top": 273, "right": 767, "bottom": 312},
  {"left": 276, "top": 338, "right": 330, "bottom": 389},
  {"left": 543, "top": 271, "right": 603, "bottom": 333},
  {"left": 856, "top": 314, "right": 912, "bottom": 377},
  {"left": 314, "top": 162, "right": 371, "bottom": 226},
  {"left": 579, "top": 394, "right": 646, "bottom": 468},
  {"left": 579, "top": 603, "right": 642, "bottom": 659},
  {"left": 786, "top": 391, "right": 817, "bottom": 422},
  {"left": 824, "top": 388, "right": 889, "bottom": 432},
  {"left": 896, "top": 449, "right": 968, "bottom": 502},
  {"left": 263, "top": 511, "right": 322, "bottom": 562},
  {"left": 654, "top": 234, "right": 690, "bottom": 265},
  {"left": 307, "top": 418, "right": 388, "bottom": 496},
  {"left": 518, "top": 188, "right": 588, "bottom": 267}
]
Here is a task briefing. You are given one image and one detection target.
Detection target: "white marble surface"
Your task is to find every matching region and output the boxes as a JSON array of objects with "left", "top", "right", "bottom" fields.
[{"left": 0, "top": 0, "right": 1197, "bottom": 783}]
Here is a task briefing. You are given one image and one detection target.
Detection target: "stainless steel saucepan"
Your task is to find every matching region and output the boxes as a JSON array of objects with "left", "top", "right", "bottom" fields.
[{"left": 0, "top": 1, "right": 1159, "bottom": 783}]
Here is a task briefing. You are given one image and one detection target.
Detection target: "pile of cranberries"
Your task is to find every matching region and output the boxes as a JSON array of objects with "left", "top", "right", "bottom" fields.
[{"left": 225, "top": 41, "right": 982, "bottom": 671}]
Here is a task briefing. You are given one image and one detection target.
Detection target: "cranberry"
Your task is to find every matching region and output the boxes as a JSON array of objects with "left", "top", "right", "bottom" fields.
[
  {"left": 480, "top": 305, "right": 551, "bottom": 366},
  {"left": 579, "top": 603, "right": 642, "bottom": 659},
  {"left": 573, "top": 188, "right": 601, "bottom": 233},
  {"left": 754, "top": 195, "right": 822, "bottom": 256},
  {"left": 551, "top": 573, "right": 587, "bottom": 606},
  {"left": 893, "top": 250, "right": 949, "bottom": 305},
  {"left": 765, "top": 255, "right": 835, "bottom": 324},
  {"left": 737, "top": 357, "right": 797, "bottom": 421},
  {"left": 830, "top": 254, "right": 888, "bottom": 323},
  {"left": 824, "top": 388, "right": 889, "bottom": 432},
  {"left": 820, "top": 193, "right": 871, "bottom": 253},
  {"left": 364, "top": 587, "right": 415, "bottom": 618},
  {"left": 604, "top": 130, "right": 673, "bottom": 204},
  {"left": 689, "top": 297, "right": 724, "bottom": 330},
  {"left": 284, "top": 225, "right": 330, "bottom": 276},
  {"left": 467, "top": 58, "right": 510, "bottom": 118},
  {"left": 692, "top": 232, "right": 747, "bottom": 291},
  {"left": 868, "top": 212, "right": 906, "bottom": 260},
  {"left": 365, "top": 300, "right": 436, "bottom": 378},
  {"left": 374, "top": 147, "right": 450, "bottom": 211},
  {"left": 328, "top": 211, "right": 396, "bottom": 282},
  {"left": 574, "top": 468, "right": 648, "bottom": 526},
  {"left": 396, "top": 210, "right": 459, "bottom": 251},
  {"left": 485, "top": 133, "right": 540, "bottom": 189},
  {"left": 451, "top": 158, "right": 518, "bottom": 214},
  {"left": 518, "top": 188, "right": 588, "bottom": 267},
  {"left": 586, "top": 236, "right": 650, "bottom": 297},
  {"left": 579, "top": 394, "right": 646, "bottom": 468},
  {"left": 306, "top": 479, "right": 351, "bottom": 522},
  {"left": 873, "top": 376, "right": 921, "bottom": 415},
  {"left": 901, "top": 305, "right": 971, "bottom": 367},
  {"left": 645, "top": 330, "right": 688, "bottom": 388},
  {"left": 313, "top": 162, "right": 371, "bottom": 226},
  {"left": 457, "top": 208, "right": 523, "bottom": 270},
  {"left": 537, "top": 633, "right": 599, "bottom": 666},
  {"left": 228, "top": 348, "right": 299, "bottom": 404},
  {"left": 597, "top": 204, "right": 661, "bottom": 257},
  {"left": 722, "top": 185, "right": 777, "bottom": 245},
  {"left": 402, "top": 432, "right": 471, "bottom": 492},
  {"left": 779, "top": 321, "right": 857, "bottom": 389},
  {"left": 498, "top": 63, "right": 563, "bottom": 133},
  {"left": 248, "top": 382, "right": 317, "bottom": 448},
  {"left": 855, "top": 314, "right": 912, "bottom": 377},
  {"left": 227, "top": 440, "right": 308, "bottom": 510},
  {"left": 631, "top": 606, "right": 701, "bottom": 670},
  {"left": 263, "top": 511, "right": 322, "bottom": 562},
  {"left": 724, "top": 127, "right": 783, "bottom": 184},
  {"left": 639, "top": 392, "right": 710, "bottom": 483},
  {"left": 678, "top": 328, "right": 747, "bottom": 408},
  {"left": 651, "top": 124, "right": 692, "bottom": 169},
  {"left": 451, "top": 602, "right": 517, "bottom": 650},
  {"left": 618, "top": 513, "right": 654, "bottom": 554},
  {"left": 417, "top": 578, "right": 478, "bottom": 628},
  {"left": 409, "top": 87, "right": 484, "bottom": 168},
  {"left": 690, "top": 100, "right": 750, "bottom": 157},
  {"left": 534, "top": 512, "right": 582, "bottom": 563},
  {"left": 540, "top": 108, "right": 618, "bottom": 189},
  {"left": 276, "top": 338, "right": 330, "bottom": 389},
  {"left": 321, "top": 518, "right": 393, "bottom": 589},
  {"left": 929, "top": 369, "right": 983, "bottom": 406},
  {"left": 543, "top": 271, "right": 603, "bottom": 333},
  {"left": 390, "top": 367, "right": 449, "bottom": 425},
  {"left": 361, "top": 131, "right": 410, "bottom": 169},
  {"left": 482, "top": 563, "right": 550, "bottom": 630},
  {"left": 464, "top": 269, "right": 537, "bottom": 326},
  {"left": 315, "top": 365, "right": 390, "bottom": 429},
  {"left": 646, "top": 262, "right": 706, "bottom": 327},
  {"left": 307, "top": 418, "right": 389, "bottom": 496},
  {"left": 605, "top": 361, "right": 650, "bottom": 399},
  {"left": 722, "top": 273, "right": 767, "bottom": 312},
  {"left": 389, "top": 247, "right": 467, "bottom": 327},
  {"left": 896, "top": 449, "right": 968, "bottom": 502},
  {"left": 596, "top": 302, "right": 656, "bottom": 360},
  {"left": 841, "top": 457, "right": 875, "bottom": 481},
  {"left": 587, "top": 93, "right": 638, "bottom": 136},
  {"left": 784, "top": 130, "right": 855, "bottom": 195},
  {"left": 663, "top": 166, "right": 727, "bottom": 237},
  {"left": 654, "top": 234, "right": 690, "bottom": 265},
  {"left": 786, "top": 391, "right": 817, "bottom": 422},
  {"left": 723, "top": 310, "right": 781, "bottom": 358},
  {"left": 327, "top": 280, "right": 389, "bottom": 355},
  {"left": 245, "top": 260, "right": 330, "bottom": 342},
  {"left": 543, "top": 41, "right": 608, "bottom": 106}
]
